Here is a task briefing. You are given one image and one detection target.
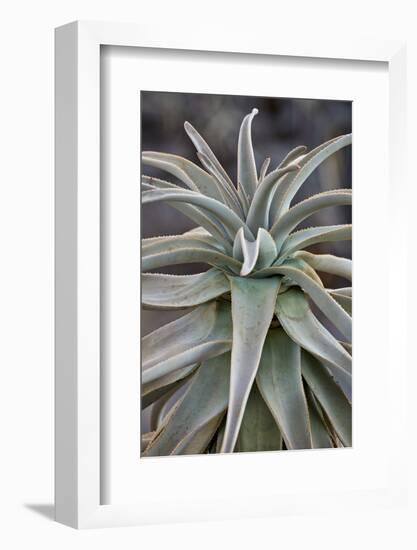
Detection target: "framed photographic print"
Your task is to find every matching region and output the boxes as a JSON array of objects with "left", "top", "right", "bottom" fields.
[{"left": 55, "top": 21, "right": 407, "bottom": 528}]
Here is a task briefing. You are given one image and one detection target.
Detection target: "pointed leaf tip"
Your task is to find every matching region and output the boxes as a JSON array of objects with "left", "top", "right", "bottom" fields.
[{"left": 238, "top": 109, "right": 259, "bottom": 201}]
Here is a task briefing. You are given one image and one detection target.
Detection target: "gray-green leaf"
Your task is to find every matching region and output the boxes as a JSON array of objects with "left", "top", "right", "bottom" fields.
[
  {"left": 294, "top": 251, "right": 352, "bottom": 281},
  {"left": 237, "top": 108, "right": 259, "bottom": 201},
  {"left": 269, "top": 134, "right": 352, "bottom": 223},
  {"left": 271, "top": 190, "right": 352, "bottom": 252},
  {"left": 246, "top": 164, "right": 299, "bottom": 233},
  {"left": 142, "top": 235, "right": 241, "bottom": 274},
  {"left": 235, "top": 383, "right": 282, "bottom": 452},
  {"left": 256, "top": 264, "right": 352, "bottom": 342},
  {"left": 142, "top": 151, "right": 225, "bottom": 202},
  {"left": 233, "top": 227, "right": 277, "bottom": 276},
  {"left": 143, "top": 353, "right": 230, "bottom": 456},
  {"left": 142, "top": 269, "right": 230, "bottom": 310},
  {"left": 142, "top": 301, "right": 232, "bottom": 380},
  {"left": 304, "top": 383, "right": 334, "bottom": 448},
  {"left": 220, "top": 276, "right": 282, "bottom": 453},
  {"left": 280, "top": 225, "right": 352, "bottom": 258},
  {"left": 275, "top": 288, "right": 352, "bottom": 400},
  {"left": 184, "top": 121, "right": 235, "bottom": 191},
  {"left": 142, "top": 188, "right": 254, "bottom": 241},
  {"left": 142, "top": 363, "right": 198, "bottom": 410},
  {"left": 256, "top": 329, "right": 312, "bottom": 449},
  {"left": 301, "top": 351, "right": 352, "bottom": 446}
]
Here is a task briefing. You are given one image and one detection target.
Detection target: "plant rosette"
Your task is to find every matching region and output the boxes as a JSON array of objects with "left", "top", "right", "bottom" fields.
[{"left": 141, "top": 109, "right": 352, "bottom": 456}]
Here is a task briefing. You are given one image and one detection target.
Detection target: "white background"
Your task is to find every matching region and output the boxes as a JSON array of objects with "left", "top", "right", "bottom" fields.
[{"left": 0, "top": 1, "right": 416, "bottom": 548}]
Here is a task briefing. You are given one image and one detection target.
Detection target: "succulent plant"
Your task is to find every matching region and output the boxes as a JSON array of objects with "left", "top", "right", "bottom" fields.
[{"left": 141, "top": 108, "right": 352, "bottom": 456}]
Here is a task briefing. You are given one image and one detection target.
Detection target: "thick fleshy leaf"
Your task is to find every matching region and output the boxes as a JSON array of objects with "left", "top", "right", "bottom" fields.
[
  {"left": 280, "top": 225, "right": 352, "bottom": 258},
  {"left": 256, "top": 329, "right": 312, "bottom": 449},
  {"left": 143, "top": 353, "right": 230, "bottom": 456},
  {"left": 184, "top": 226, "right": 217, "bottom": 238},
  {"left": 331, "top": 287, "right": 351, "bottom": 297},
  {"left": 142, "top": 177, "right": 232, "bottom": 246},
  {"left": 330, "top": 286, "right": 352, "bottom": 298},
  {"left": 179, "top": 414, "right": 225, "bottom": 455},
  {"left": 142, "top": 235, "right": 241, "bottom": 274},
  {"left": 276, "top": 145, "right": 307, "bottom": 169},
  {"left": 233, "top": 228, "right": 277, "bottom": 276},
  {"left": 237, "top": 108, "right": 259, "bottom": 201},
  {"left": 148, "top": 381, "right": 191, "bottom": 432},
  {"left": 233, "top": 228, "right": 257, "bottom": 275},
  {"left": 184, "top": 121, "right": 235, "bottom": 190},
  {"left": 142, "top": 301, "right": 228, "bottom": 366},
  {"left": 237, "top": 184, "right": 250, "bottom": 216},
  {"left": 270, "top": 190, "right": 352, "bottom": 251},
  {"left": 142, "top": 301, "right": 232, "bottom": 385},
  {"left": 269, "top": 134, "right": 352, "bottom": 223},
  {"left": 304, "top": 383, "right": 334, "bottom": 448},
  {"left": 275, "top": 288, "right": 352, "bottom": 400},
  {"left": 165, "top": 204, "right": 232, "bottom": 249},
  {"left": 235, "top": 383, "right": 282, "bottom": 452},
  {"left": 142, "top": 364, "right": 198, "bottom": 409},
  {"left": 143, "top": 336, "right": 231, "bottom": 385},
  {"left": 142, "top": 175, "right": 182, "bottom": 191},
  {"left": 197, "top": 151, "right": 244, "bottom": 217},
  {"left": 142, "top": 188, "right": 254, "bottom": 241},
  {"left": 255, "top": 264, "right": 352, "bottom": 342},
  {"left": 294, "top": 251, "right": 352, "bottom": 281},
  {"left": 220, "top": 276, "right": 281, "bottom": 453},
  {"left": 142, "top": 233, "right": 224, "bottom": 254},
  {"left": 142, "top": 180, "right": 232, "bottom": 247},
  {"left": 143, "top": 305, "right": 207, "bottom": 364},
  {"left": 183, "top": 225, "right": 234, "bottom": 253},
  {"left": 301, "top": 351, "right": 352, "bottom": 446},
  {"left": 273, "top": 256, "right": 324, "bottom": 287},
  {"left": 142, "top": 247, "right": 241, "bottom": 274},
  {"left": 258, "top": 157, "right": 271, "bottom": 183},
  {"left": 142, "top": 269, "right": 230, "bottom": 310},
  {"left": 246, "top": 164, "right": 299, "bottom": 233},
  {"left": 340, "top": 341, "right": 352, "bottom": 355},
  {"left": 141, "top": 431, "right": 155, "bottom": 453},
  {"left": 142, "top": 151, "right": 225, "bottom": 202},
  {"left": 329, "top": 290, "right": 352, "bottom": 315}
]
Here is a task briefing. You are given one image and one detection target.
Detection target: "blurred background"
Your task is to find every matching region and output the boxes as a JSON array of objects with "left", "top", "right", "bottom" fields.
[{"left": 141, "top": 91, "right": 352, "bottom": 336}]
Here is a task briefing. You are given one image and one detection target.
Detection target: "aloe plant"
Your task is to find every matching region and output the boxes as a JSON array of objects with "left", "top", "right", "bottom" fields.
[{"left": 141, "top": 108, "right": 352, "bottom": 455}]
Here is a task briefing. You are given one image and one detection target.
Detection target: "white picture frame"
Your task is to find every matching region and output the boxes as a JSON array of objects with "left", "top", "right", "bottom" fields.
[{"left": 55, "top": 20, "right": 407, "bottom": 529}]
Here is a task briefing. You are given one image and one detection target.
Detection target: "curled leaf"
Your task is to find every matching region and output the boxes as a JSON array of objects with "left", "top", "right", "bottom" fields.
[
  {"left": 233, "top": 228, "right": 277, "bottom": 276},
  {"left": 237, "top": 108, "right": 259, "bottom": 201}
]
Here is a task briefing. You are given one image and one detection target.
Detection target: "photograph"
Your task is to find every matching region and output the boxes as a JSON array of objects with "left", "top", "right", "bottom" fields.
[
  {"left": 140, "top": 91, "right": 352, "bottom": 456},
  {"left": 0, "top": 1, "right": 411, "bottom": 543}
]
